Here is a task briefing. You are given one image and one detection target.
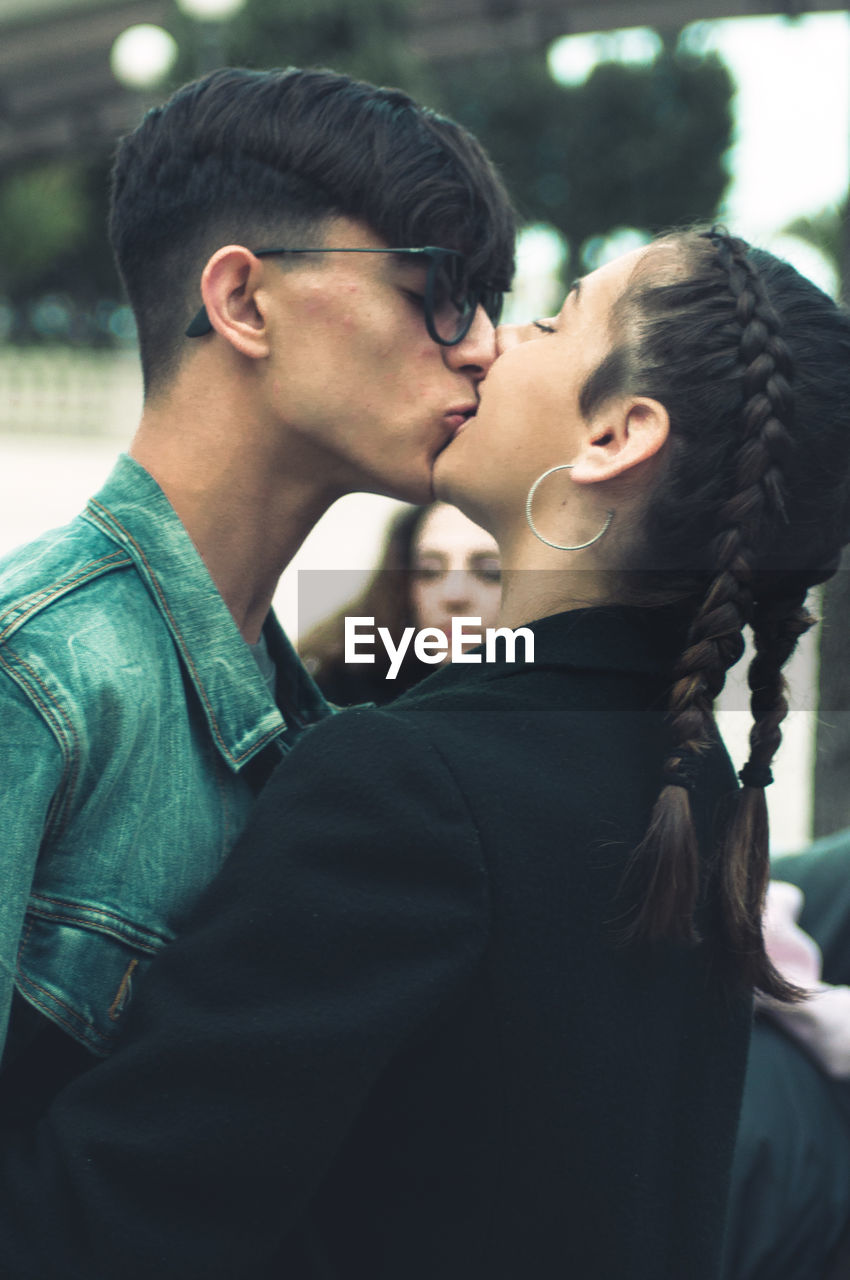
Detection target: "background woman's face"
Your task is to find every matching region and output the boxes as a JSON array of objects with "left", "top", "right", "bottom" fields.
[{"left": 409, "top": 503, "right": 501, "bottom": 658}]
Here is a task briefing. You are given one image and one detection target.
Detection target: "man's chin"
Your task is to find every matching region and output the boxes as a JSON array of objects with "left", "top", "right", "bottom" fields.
[
  {"left": 429, "top": 440, "right": 459, "bottom": 504},
  {"left": 367, "top": 467, "right": 433, "bottom": 507}
]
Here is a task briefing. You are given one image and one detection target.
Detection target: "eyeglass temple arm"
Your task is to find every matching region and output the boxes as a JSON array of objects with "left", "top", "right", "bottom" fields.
[{"left": 184, "top": 246, "right": 469, "bottom": 339}]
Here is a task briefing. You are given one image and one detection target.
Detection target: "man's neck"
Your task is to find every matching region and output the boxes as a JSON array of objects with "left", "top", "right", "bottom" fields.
[{"left": 130, "top": 396, "right": 337, "bottom": 644}]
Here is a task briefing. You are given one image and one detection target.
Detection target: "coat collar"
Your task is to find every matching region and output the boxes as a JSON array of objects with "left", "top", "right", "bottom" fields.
[
  {"left": 514, "top": 604, "right": 691, "bottom": 676},
  {"left": 399, "top": 604, "right": 691, "bottom": 702}
]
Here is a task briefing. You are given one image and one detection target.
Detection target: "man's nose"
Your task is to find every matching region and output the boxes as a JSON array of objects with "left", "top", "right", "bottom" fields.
[
  {"left": 442, "top": 306, "right": 497, "bottom": 379},
  {"left": 496, "top": 321, "right": 542, "bottom": 355}
]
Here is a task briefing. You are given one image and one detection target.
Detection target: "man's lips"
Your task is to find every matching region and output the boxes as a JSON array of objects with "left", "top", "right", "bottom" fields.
[{"left": 444, "top": 406, "right": 477, "bottom": 436}]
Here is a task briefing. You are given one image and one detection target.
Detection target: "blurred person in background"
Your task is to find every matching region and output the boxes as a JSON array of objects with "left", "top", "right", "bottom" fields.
[
  {"left": 722, "top": 833, "right": 850, "bottom": 1280},
  {"left": 300, "top": 500, "right": 501, "bottom": 706},
  {"left": 0, "top": 64, "right": 515, "bottom": 1112},
  {"left": 3, "top": 228, "right": 850, "bottom": 1280}
]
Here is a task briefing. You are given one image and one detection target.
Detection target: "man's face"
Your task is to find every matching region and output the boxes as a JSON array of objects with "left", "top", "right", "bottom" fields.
[{"left": 260, "top": 218, "right": 499, "bottom": 505}]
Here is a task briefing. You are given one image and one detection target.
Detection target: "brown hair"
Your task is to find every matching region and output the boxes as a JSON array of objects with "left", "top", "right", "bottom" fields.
[
  {"left": 299, "top": 505, "right": 435, "bottom": 704},
  {"left": 591, "top": 229, "right": 850, "bottom": 997}
]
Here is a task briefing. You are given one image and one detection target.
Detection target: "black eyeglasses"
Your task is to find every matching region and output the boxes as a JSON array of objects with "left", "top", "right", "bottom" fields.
[{"left": 184, "top": 246, "right": 504, "bottom": 347}]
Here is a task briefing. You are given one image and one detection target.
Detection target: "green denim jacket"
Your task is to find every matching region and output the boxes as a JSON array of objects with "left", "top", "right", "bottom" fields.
[{"left": 0, "top": 454, "right": 330, "bottom": 1063}]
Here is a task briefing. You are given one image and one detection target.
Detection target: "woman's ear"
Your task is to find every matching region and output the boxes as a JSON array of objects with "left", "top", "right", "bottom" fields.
[
  {"left": 570, "top": 396, "right": 670, "bottom": 484},
  {"left": 198, "top": 246, "right": 271, "bottom": 360}
]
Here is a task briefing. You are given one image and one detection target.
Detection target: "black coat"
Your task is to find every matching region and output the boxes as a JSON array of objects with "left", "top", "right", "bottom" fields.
[{"left": 1, "top": 606, "right": 750, "bottom": 1280}]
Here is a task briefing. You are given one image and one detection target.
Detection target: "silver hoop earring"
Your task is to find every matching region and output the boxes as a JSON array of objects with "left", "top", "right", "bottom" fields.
[{"left": 525, "top": 464, "right": 614, "bottom": 551}]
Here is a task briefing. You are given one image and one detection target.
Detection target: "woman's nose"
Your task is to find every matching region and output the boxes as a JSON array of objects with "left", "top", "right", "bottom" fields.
[{"left": 437, "top": 571, "right": 473, "bottom": 607}]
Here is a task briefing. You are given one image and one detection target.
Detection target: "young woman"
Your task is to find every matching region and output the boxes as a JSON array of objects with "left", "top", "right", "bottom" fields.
[{"left": 3, "top": 228, "right": 850, "bottom": 1280}]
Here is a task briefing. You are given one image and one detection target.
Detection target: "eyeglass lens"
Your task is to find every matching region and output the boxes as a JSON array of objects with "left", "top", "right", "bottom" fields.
[
  {"left": 427, "top": 253, "right": 474, "bottom": 345},
  {"left": 427, "top": 253, "right": 504, "bottom": 345}
]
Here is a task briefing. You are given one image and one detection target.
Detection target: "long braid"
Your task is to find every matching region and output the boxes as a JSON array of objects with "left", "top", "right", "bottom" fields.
[
  {"left": 708, "top": 237, "right": 815, "bottom": 993},
  {"left": 628, "top": 558, "right": 751, "bottom": 944},
  {"left": 720, "top": 588, "right": 815, "bottom": 964},
  {"left": 623, "top": 232, "right": 806, "bottom": 993}
]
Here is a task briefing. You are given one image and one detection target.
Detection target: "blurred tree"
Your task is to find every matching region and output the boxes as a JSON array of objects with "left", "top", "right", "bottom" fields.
[
  {"left": 785, "top": 204, "right": 844, "bottom": 284},
  {"left": 0, "top": 156, "right": 121, "bottom": 343},
  {"left": 429, "top": 43, "right": 733, "bottom": 269},
  {"left": 174, "top": 0, "right": 428, "bottom": 96},
  {"left": 0, "top": 164, "right": 90, "bottom": 293},
  {"left": 0, "top": 1, "right": 735, "bottom": 345},
  {"left": 180, "top": 1, "right": 734, "bottom": 272}
]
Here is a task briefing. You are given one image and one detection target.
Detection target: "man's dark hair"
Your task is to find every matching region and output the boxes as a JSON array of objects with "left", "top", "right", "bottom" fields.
[{"left": 109, "top": 66, "right": 517, "bottom": 395}]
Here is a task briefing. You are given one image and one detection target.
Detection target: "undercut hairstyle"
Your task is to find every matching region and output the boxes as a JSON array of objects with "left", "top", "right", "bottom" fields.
[
  {"left": 587, "top": 228, "right": 850, "bottom": 997},
  {"left": 109, "top": 66, "right": 517, "bottom": 396}
]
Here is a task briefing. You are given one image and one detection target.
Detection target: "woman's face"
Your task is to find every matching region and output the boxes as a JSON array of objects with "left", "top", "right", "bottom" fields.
[
  {"left": 409, "top": 503, "right": 501, "bottom": 658},
  {"left": 432, "top": 245, "right": 649, "bottom": 532}
]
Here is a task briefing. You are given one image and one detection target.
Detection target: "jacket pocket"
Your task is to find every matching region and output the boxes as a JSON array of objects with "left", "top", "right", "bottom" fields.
[{"left": 16, "top": 899, "right": 171, "bottom": 1056}]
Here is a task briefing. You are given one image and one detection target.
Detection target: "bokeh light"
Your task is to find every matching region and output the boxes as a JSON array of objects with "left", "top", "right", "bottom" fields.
[{"left": 110, "top": 24, "right": 179, "bottom": 91}]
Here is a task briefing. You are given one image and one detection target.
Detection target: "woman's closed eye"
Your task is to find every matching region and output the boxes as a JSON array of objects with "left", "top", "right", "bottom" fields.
[
  {"left": 533, "top": 320, "right": 556, "bottom": 335},
  {"left": 470, "top": 560, "right": 501, "bottom": 584},
  {"left": 411, "top": 564, "right": 443, "bottom": 582}
]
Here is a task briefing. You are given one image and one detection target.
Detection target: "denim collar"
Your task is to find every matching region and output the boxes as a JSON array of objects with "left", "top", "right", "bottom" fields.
[{"left": 82, "top": 454, "right": 329, "bottom": 771}]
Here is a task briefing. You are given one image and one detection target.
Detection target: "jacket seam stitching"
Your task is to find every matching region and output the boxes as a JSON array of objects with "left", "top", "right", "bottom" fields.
[
  {"left": 0, "top": 649, "right": 77, "bottom": 838},
  {"left": 16, "top": 912, "right": 35, "bottom": 973},
  {"left": 26, "top": 896, "right": 165, "bottom": 950},
  {"left": 0, "top": 551, "right": 131, "bottom": 635},
  {"left": 24, "top": 912, "right": 161, "bottom": 953},
  {"left": 86, "top": 498, "right": 280, "bottom": 765},
  {"left": 14, "top": 975, "right": 110, "bottom": 1049},
  {"left": 212, "top": 750, "right": 231, "bottom": 862},
  {"left": 10, "top": 922, "right": 104, "bottom": 1047}
]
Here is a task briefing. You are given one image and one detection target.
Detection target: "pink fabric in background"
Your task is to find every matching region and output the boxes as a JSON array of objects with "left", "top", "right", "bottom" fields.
[{"left": 759, "top": 880, "right": 850, "bottom": 1078}]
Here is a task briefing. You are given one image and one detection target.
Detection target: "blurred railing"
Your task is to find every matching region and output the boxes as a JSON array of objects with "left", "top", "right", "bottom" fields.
[{"left": 0, "top": 347, "right": 141, "bottom": 436}]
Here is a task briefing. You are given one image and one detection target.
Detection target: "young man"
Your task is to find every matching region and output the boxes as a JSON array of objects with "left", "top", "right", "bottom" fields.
[{"left": 0, "top": 66, "right": 515, "bottom": 1103}]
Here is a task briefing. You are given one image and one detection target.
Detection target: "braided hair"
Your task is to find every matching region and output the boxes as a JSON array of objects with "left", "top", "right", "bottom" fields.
[{"left": 593, "top": 229, "right": 850, "bottom": 996}]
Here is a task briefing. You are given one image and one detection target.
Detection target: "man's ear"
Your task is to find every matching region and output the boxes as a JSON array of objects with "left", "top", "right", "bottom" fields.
[
  {"left": 198, "top": 246, "right": 271, "bottom": 360},
  {"left": 570, "top": 396, "right": 669, "bottom": 485}
]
